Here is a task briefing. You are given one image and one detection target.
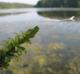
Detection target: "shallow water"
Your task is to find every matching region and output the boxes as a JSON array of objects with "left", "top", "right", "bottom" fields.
[{"left": 0, "top": 8, "right": 80, "bottom": 74}]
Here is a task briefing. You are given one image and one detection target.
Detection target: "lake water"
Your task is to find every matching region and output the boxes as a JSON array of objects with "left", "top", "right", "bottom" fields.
[{"left": 0, "top": 8, "right": 80, "bottom": 74}]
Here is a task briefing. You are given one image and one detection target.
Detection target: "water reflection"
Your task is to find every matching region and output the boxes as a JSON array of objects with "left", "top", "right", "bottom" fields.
[
  {"left": 0, "top": 12, "right": 27, "bottom": 17},
  {"left": 38, "top": 11, "right": 80, "bottom": 20}
]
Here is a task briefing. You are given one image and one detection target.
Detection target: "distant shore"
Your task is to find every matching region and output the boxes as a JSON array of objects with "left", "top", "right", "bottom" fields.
[{"left": 0, "top": 2, "right": 33, "bottom": 9}]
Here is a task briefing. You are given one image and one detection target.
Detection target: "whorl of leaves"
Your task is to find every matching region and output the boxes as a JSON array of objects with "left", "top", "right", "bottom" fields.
[{"left": 0, "top": 26, "right": 39, "bottom": 69}]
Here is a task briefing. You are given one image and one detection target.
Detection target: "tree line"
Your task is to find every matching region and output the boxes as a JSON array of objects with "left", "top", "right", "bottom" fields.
[
  {"left": 0, "top": 2, "right": 33, "bottom": 9},
  {"left": 36, "top": 0, "right": 80, "bottom": 7}
]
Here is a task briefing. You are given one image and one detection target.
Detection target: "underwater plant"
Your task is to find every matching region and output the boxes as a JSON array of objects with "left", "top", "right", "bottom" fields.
[{"left": 0, "top": 26, "right": 39, "bottom": 69}]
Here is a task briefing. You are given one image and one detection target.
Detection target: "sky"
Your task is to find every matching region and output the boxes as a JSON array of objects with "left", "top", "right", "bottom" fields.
[{"left": 0, "top": 0, "right": 39, "bottom": 5}]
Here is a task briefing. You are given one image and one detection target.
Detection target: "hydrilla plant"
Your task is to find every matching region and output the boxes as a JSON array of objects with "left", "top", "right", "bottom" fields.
[{"left": 0, "top": 26, "right": 39, "bottom": 69}]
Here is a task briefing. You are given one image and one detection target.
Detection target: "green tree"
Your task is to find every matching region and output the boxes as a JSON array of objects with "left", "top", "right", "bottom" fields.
[{"left": 36, "top": 0, "right": 80, "bottom": 7}]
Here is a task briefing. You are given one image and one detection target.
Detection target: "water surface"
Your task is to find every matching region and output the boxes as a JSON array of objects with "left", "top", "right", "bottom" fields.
[{"left": 0, "top": 8, "right": 80, "bottom": 74}]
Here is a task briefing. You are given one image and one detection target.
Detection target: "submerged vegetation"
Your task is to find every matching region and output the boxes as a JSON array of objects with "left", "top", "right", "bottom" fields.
[
  {"left": 0, "top": 26, "right": 39, "bottom": 69},
  {"left": 0, "top": 25, "right": 80, "bottom": 74},
  {"left": 1, "top": 42, "right": 80, "bottom": 74}
]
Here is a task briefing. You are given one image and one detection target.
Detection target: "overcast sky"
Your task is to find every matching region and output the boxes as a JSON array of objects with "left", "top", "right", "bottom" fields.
[{"left": 0, "top": 0, "right": 39, "bottom": 5}]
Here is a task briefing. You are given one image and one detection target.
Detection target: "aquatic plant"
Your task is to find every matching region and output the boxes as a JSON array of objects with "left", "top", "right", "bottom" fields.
[{"left": 0, "top": 26, "right": 39, "bottom": 69}]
